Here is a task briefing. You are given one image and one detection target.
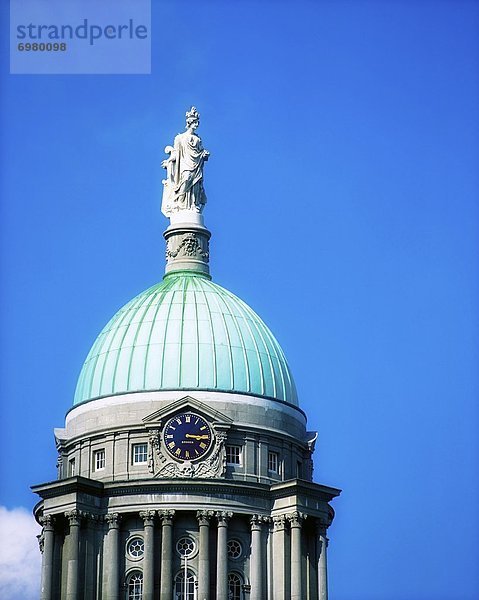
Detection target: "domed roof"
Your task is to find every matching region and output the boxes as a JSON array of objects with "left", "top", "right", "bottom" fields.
[{"left": 74, "top": 272, "right": 298, "bottom": 407}]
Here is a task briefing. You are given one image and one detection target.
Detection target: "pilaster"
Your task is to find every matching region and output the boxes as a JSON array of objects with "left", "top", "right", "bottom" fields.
[
  {"left": 159, "top": 509, "right": 175, "bottom": 600},
  {"left": 65, "top": 509, "right": 83, "bottom": 600},
  {"left": 272, "top": 515, "right": 287, "bottom": 600},
  {"left": 288, "top": 512, "right": 306, "bottom": 600},
  {"left": 250, "top": 515, "right": 269, "bottom": 600},
  {"left": 316, "top": 521, "right": 329, "bottom": 600},
  {"left": 216, "top": 511, "right": 232, "bottom": 600},
  {"left": 40, "top": 514, "right": 55, "bottom": 600},
  {"left": 197, "top": 510, "right": 214, "bottom": 600},
  {"left": 104, "top": 513, "right": 121, "bottom": 600},
  {"left": 139, "top": 510, "right": 156, "bottom": 600}
]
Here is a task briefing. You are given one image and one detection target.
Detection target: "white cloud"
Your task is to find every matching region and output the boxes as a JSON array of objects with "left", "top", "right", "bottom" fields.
[{"left": 0, "top": 506, "right": 41, "bottom": 600}]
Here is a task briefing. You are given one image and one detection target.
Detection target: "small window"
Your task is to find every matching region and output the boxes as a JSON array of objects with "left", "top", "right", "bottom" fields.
[
  {"left": 69, "top": 458, "right": 76, "bottom": 477},
  {"left": 228, "top": 573, "right": 242, "bottom": 600},
  {"left": 268, "top": 451, "right": 279, "bottom": 474},
  {"left": 127, "top": 571, "right": 143, "bottom": 600},
  {"left": 127, "top": 537, "right": 145, "bottom": 559},
  {"left": 227, "top": 539, "right": 242, "bottom": 560},
  {"left": 132, "top": 443, "right": 148, "bottom": 465},
  {"left": 94, "top": 449, "right": 105, "bottom": 471},
  {"left": 176, "top": 536, "right": 196, "bottom": 558},
  {"left": 174, "top": 569, "right": 195, "bottom": 600},
  {"left": 226, "top": 445, "right": 242, "bottom": 465}
]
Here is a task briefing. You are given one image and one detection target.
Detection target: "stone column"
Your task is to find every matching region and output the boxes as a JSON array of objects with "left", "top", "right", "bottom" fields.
[
  {"left": 39, "top": 514, "right": 55, "bottom": 600},
  {"left": 197, "top": 510, "right": 214, "bottom": 600},
  {"left": 65, "top": 510, "right": 82, "bottom": 600},
  {"left": 272, "top": 515, "right": 287, "bottom": 600},
  {"left": 216, "top": 511, "right": 232, "bottom": 600},
  {"left": 317, "top": 522, "right": 329, "bottom": 600},
  {"left": 104, "top": 513, "right": 121, "bottom": 600},
  {"left": 159, "top": 509, "right": 175, "bottom": 600},
  {"left": 140, "top": 511, "right": 156, "bottom": 600},
  {"left": 288, "top": 512, "right": 306, "bottom": 600},
  {"left": 250, "top": 515, "right": 268, "bottom": 600}
]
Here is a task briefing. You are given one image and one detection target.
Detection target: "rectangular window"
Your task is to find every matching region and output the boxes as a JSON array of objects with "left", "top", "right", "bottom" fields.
[
  {"left": 69, "top": 458, "right": 76, "bottom": 477},
  {"left": 94, "top": 449, "right": 105, "bottom": 471},
  {"left": 296, "top": 461, "right": 302, "bottom": 479},
  {"left": 132, "top": 443, "right": 148, "bottom": 465},
  {"left": 268, "top": 451, "right": 279, "bottom": 474},
  {"left": 226, "top": 445, "right": 242, "bottom": 465}
]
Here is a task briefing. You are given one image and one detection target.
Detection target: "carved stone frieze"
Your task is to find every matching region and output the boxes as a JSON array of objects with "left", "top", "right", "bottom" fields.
[
  {"left": 139, "top": 510, "right": 156, "bottom": 526},
  {"left": 105, "top": 513, "right": 122, "bottom": 529},
  {"left": 39, "top": 514, "right": 55, "bottom": 530},
  {"left": 154, "top": 425, "right": 226, "bottom": 479},
  {"left": 196, "top": 510, "right": 215, "bottom": 526},
  {"left": 250, "top": 514, "right": 271, "bottom": 530},
  {"left": 158, "top": 509, "right": 175, "bottom": 525},
  {"left": 65, "top": 509, "right": 83, "bottom": 527},
  {"left": 287, "top": 511, "right": 306, "bottom": 528},
  {"left": 148, "top": 428, "right": 161, "bottom": 474},
  {"left": 272, "top": 514, "right": 287, "bottom": 531},
  {"left": 216, "top": 511, "right": 233, "bottom": 525},
  {"left": 166, "top": 232, "right": 209, "bottom": 262}
]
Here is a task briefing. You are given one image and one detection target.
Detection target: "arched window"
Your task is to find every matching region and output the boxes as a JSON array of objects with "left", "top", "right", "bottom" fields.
[
  {"left": 174, "top": 568, "right": 195, "bottom": 600},
  {"left": 127, "top": 571, "right": 143, "bottom": 600},
  {"left": 227, "top": 572, "right": 242, "bottom": 600}
]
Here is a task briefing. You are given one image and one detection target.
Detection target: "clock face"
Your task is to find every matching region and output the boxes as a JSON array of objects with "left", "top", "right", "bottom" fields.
[{"left": 163, "top": 413, "right": 213, "bottom": 461}]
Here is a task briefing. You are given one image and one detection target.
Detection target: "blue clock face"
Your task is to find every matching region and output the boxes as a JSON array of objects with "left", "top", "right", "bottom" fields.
[{"left": 163, "top": 413, "right": 213, "bottom": 461}]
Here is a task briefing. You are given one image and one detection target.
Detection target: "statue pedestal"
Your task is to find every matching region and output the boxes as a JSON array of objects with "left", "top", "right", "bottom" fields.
[
  {"left": 169, "top": 211, "right": 204, "bottom": 227},
  {"left": 163, "top": 214, "right": 211, "bottom": 277}
]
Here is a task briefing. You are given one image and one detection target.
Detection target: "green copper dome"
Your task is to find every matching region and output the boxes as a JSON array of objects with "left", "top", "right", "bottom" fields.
[{"left": 74, "top": 272, "right": 298, "bottom": 406}]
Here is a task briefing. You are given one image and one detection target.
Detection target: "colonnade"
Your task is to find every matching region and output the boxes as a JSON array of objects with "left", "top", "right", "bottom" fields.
[{"left": 39, "top": 509, "right": 329, "bottom": 600}]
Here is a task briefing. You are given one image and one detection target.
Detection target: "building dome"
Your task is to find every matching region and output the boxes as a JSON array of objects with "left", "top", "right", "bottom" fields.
[{"left": 74, "top": 271, "right": 298, "bottom": 407}]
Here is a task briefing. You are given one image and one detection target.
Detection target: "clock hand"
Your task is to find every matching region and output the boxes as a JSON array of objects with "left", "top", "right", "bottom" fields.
[{"left": 185, "top": 434, "right": 209, "bottom": 440}]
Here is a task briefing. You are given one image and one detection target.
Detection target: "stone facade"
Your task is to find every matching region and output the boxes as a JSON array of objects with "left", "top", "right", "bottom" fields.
[{"left": 33, "top": 389, "right": 339, "bottom": 599}]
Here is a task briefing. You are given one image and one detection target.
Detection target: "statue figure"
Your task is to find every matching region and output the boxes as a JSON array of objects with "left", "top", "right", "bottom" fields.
[{"left": 161, "top": 107, "right": 210, "bottom": 216}]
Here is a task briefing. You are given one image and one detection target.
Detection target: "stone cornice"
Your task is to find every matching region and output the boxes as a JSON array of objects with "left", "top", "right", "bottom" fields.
[{"left": 270, "top": 479, "right": 341, "bottom": 502}]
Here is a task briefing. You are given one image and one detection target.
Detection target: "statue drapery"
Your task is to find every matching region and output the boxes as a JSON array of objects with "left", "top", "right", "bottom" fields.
[{"left": 162, "top": 107, "right": 209, "bottom": 216}]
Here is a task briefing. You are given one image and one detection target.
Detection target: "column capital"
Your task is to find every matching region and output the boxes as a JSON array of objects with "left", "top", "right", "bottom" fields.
[
  {"left": 250, "top": 514, "right": 270, "bottom": 531},
  {"left": 158, "top": 509, "right": 175, "bottom": 525},
  {"left": 197, "top": 509, "right": 215, "bottom": 526},
  {"left": 216, "top": 511, "right": 233, "bottom": 526},
  {"left": 105, "top": 512, "right": 122, "bottom": 529},
  {"left": 272, "top": 514, "right": 287, "bottom": 531},
  {"left": 287, "top": 511, "right": 307, "bottom": 528},
  {"left": 39, "top": 513, "right": 55, "bottom": 531},
  {"left": 84, "top": 512, "right": 101, "bottom": 524},
  {"left": 65, "top": 509, "right": 83, "bottom": 526},
  {"left": 315, "top": 518, "right": 329, "bottom": 537},
  {"left": 139, "top": 510, "right": 156, "bottom": 526}
]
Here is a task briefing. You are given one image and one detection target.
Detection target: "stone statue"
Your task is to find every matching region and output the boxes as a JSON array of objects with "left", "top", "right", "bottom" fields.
[{"left": 161, "top": 106, "right": 210, "bottom": 217}]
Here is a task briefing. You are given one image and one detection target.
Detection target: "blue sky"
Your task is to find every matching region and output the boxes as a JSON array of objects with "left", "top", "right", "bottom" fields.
[{"left": 1, "top": 1, "right": 478, "bottom": 599}]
